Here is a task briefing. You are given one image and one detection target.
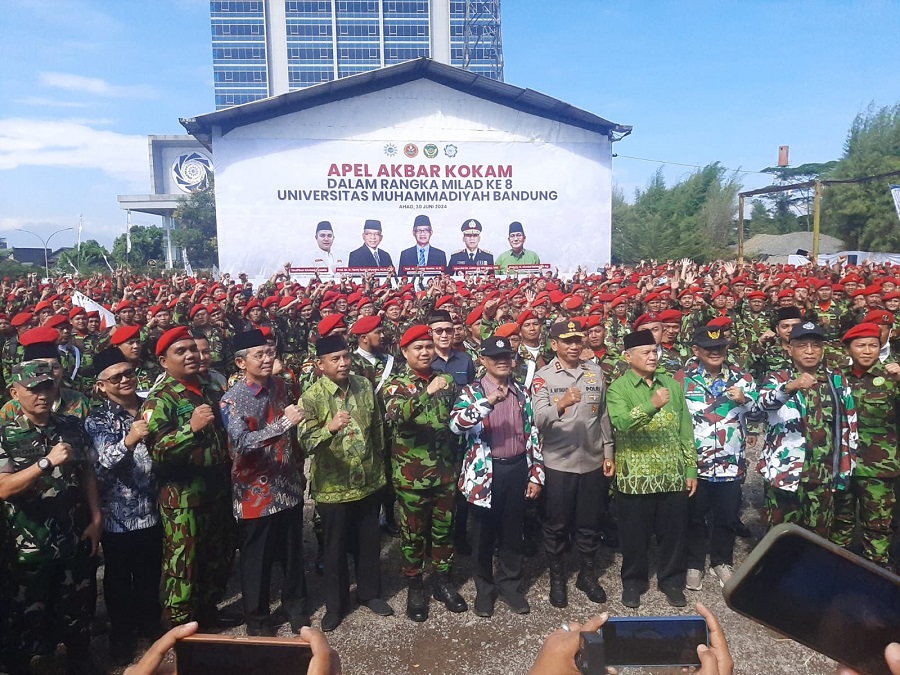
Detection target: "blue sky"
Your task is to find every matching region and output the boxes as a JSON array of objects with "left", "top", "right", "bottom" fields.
[{"left": 1, "top": 0, "right": 897, "bottom": 250}]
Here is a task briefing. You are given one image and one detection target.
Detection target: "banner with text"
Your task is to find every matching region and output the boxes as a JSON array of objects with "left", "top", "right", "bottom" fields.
[{"left": 214, "top": 137, "right": 611, "bottom": 277}]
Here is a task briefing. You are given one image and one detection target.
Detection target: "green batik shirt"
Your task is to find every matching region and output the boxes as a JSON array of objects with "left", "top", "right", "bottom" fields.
[
  {"left": 606, "top": 369, "right": 698, "bottom": 495},
  {"left": 141, "top": 375, "right": 230, "bottom": 509},
  {"left": 496, "top": 248, "right": 541, "bottom": 273},
  {"left": 0, "top": 413, "right": 93, "bottom": 564},
  {"left": 381, "top": 367, "right": 458, "bottom": 490},
  {"left": 299, "top": 373, "right": 386, "bottom": 504}
]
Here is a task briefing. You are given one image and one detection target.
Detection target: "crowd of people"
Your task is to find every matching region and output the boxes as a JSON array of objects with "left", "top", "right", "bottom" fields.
[{"left": 1, "top": 254, "right": 899, "bottom": 675}]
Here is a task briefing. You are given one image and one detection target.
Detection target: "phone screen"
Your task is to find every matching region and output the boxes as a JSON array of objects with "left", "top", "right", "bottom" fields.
[
  {"left": 175, "top": 637, "right": 313, "bottom": 675},
  {"left": 725, "top": 528, "right": 900, "bottom": 675},
  {"left": 600, "top": 616, "right": 707, "bottom": 667}
]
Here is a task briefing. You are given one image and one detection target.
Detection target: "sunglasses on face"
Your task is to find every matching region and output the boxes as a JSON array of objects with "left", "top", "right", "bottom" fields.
[{"left": 101, "top": 368, "right": 137, "bottom": 384}]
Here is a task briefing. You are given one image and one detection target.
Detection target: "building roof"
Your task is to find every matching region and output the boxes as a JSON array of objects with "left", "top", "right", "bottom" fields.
[
  {"left": 11, "top": 247, "right": 50, "bottom": 266},
  {"left": 738, "top": 232, "right": 846, "bottom": 258},
  {"left": 181, "top": 58, "right": 632, "bottom": 150}
]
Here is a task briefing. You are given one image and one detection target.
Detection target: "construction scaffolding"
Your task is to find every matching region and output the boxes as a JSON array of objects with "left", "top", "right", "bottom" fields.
[{"left": 461, "top": 0, "right": 504, "bottom": 81}]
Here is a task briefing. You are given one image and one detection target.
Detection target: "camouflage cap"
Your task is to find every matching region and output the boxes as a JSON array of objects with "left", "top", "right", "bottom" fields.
[{"left": 10, "top": 359, "right": 56, "bottom": 388}]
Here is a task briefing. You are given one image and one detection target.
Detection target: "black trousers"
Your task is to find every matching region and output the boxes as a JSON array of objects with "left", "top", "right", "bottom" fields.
[
  {"left": 617, "top": 490, "right": 688, "bottom": 592},
  {"left": 542, "top": 467, "right": 606, "bottom": 558},
  {"left": 102, "top": 524, "right": 162, "bottom": 640},
  {"left": 687, "top": 480, "right": 741, "bottom": 569},
  {"left": 472, "top": 454, "right": 529, "bottom": 598},
  {"left": 317, "top": 490, "right": 383, "bottom": 616},
  {"left": 238, "top": 505, "right": 308, "bottom": 630}
]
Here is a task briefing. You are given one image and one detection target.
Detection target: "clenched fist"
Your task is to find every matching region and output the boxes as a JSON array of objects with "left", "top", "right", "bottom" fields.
[
  {"left": 284, "top": 404, "right": 305, "bottom": 427},
  {"left": 47, "top": 442, "right": 73, "bottom": 468},
  {"left": 328, "top": 410, "right": 352, "bottom": 433},
  {"left": 125, "top": 420, "right": 150, "bottom": 449},
  {"left": 786, "top": 373, "right": 817, "bottom": 393},
  {"left": 426, "top": 377, "right": 449, "bottom": 396},
  {"left": 651, "top": 387, "right": 670, "bottom": 409},
  {"left": 190, "top": 405, "right": 216, "bottom": 433}
]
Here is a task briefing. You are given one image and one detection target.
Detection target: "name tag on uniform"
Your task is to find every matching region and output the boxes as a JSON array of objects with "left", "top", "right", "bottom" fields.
[{"left": 176, "top": 403, "right": 194, "bottom": 415}]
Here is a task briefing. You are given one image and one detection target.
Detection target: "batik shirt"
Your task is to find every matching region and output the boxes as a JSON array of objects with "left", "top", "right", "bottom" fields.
[
  {"left": 675, "top": 358, "right": 759, "bottom": 482},
  {"left": 450, "top": 378, "right": 544, "bottom": 508},
  {"left": 755, "top": 367, "right": 857, "bottom": 493},
  {"left": 220, "top": 376, "right": 304, "bottom": 519},
  {"left": 85, "top": 399, "right": 159, "bottom": 533}
]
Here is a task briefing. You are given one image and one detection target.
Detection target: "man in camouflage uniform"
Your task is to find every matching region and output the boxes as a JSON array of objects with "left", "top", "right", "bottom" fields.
[
  {"left": 275, "top": 298, "right": 310, "bottom": 373},
  {"left": 831, "top": 323, "right": 900, "bottom": 568},
  {"left": 754, "top": 322, "right": 857, "bottom": 537},
  {"left": 142, "top": 326, "right": 236, "bottom": 628},
  {"left": 0, "top": 361, "right": 103, "bottom": 675},
  {"left": 2, "top": 312, "right": 33, "bottom": 386},
  {"left": 749, "top": 306, "right": 803, "bottom": 383},
  {"left": 191, "top": 305, "right": 234, "bottom": 376},
  {"left": 381, "top": 324, "right": 467, "bottom": 621}
]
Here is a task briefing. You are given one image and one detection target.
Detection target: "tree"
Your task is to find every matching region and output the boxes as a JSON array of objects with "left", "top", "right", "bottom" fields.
[
  {"left": 756, "top": 162, "right": 839, "bottom": 235},
  {"left": 822, "top": 102, "right": 900, "bottom": 251},
  {"left": 56, "top": 239, "right": 112, "bottom": 275},
  {"left": 111, "top": 225, "right": 166, "bottom": 268},
  {"left": 173, "top": 178, "right": 218, "bottom": 268},
  {"left": 612, "top": 164, "right": 741, "bottom": 263}
]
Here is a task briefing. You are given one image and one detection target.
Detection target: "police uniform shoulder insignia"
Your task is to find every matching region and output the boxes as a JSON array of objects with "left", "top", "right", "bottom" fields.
[{"left": 453, "top": 249, "right": 466, "bottom": 254}]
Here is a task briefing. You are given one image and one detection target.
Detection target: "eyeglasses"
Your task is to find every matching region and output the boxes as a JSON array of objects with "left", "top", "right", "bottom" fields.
[
  {"left": 431, "top": 327, "right": 453, "bottom": 335},
  {"left": 101, "top": 368, "right": 137, "bottom": 384},
  {"left": 246, "top": 349, "right": 277, "bottom": 361}
]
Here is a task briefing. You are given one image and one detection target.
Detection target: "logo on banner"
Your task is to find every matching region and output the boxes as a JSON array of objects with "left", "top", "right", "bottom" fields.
[
  {"left": 444, "top": 144, "right": 458, "bottom": 158},
  {"left": 383, "top": 143, "right": 398, "bottom": 157},
  {"left": 403, "top": 143, "right": 418, "bottom": 158},
  {"left": 423, "top": 144, "right": 439, "bottom": 159}
]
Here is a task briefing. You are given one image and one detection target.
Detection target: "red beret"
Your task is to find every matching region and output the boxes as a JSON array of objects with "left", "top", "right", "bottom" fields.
[
  {"left": 189, "top": 304, "right": 208, "bottom": 319},
  {"left": 295, "top": 298, "right": 312, "bottom": 310},
  {"left": 563, "top": 296, "right": 583, "bottom": 311},
  {"left": 11, "top": 312, "right": 33, "bottom": 327},
  {"left": 114, "top": 300, "right": 132, "bottom": 313},
  {"left": 261, "top": 296, "right": 279, "bottom": 309},
  {"left": 357, "top": 297, "right": 374, "bottom": 310},
  {"left": 884, "top": 291, "right": 900, "bottom": 301},
  {"left": 34, "top": 301, "right": 52, "bottom": 313},
  {"left": 517, "top": 309, "right": 536, "bottom": 327},
  {"left": 586, "top": 315, "right": 603, "bottom": 328},
  {"left": 44, "top": 315, "right": 70, "bottom": 329},
  {"left": 86, "top": 311, "right": 100, "bottom": 319},
  {"left": 862, "top": 285, "right": 883, "bottom": 296},
  {"left": 111, "top": 324, "right": 141, "bottom": 345},
  {"left": 318, "top": 314, "right": 346, "bottom": 337},
  {"left": 435, "top": 295, "right": 455, "bottom": 309},
  {"left": 548, "top": 290, "right": 566, "bottom": 305},
  {"left": 609, "top": 297, "right": 627, "bottom": 309},
  {"left": 633, "top": 313, "right": 660, "bottom": 330},
  {"left": 494, "top": 322, "right": 519, "bottom": 338},
  {"left": 19, "top": 326, "right": 60, "bottom": 346},
  {"left": 400, "top": 324, "right": 432, "bottom": 348},
  {"left": 242, "top": 298, "right": 260, "bottom": 315},
  {"left": 155, "top": 326, "right": 193, "bottom": 356},
  {"left": 746, "top": 291, "right": 767, "bottom": 300},
  {"left": 350, "top": 315, "right": 382, "bottom": 335},
  {"left": 260, "top": 326, "right": 273, "bottom": 340},
  {"left": 842, "top": 322, "right": 882, "bottom": 343},
  {"left": 707, "top": 315, "right": 733, "bottom": 328},
  {"left": 278, "top": 296, "right": 295, "bottom": 309},
  {"left": 383, "top": 299, "right": 401, "bottom": 311},
  {"left": 319, "top": 298, "right": 335, "bottom": 310},
  {"left": 68, "top": 307, "right": 85, "bottom": 319},
  {"left": 862, "top": 309, "right": 894, "bottom": 326},
  {"left": 658, "top": 309, "right": 682, "bottom": 323},
  {"left": 644, "top": 292, "right": 661, "bottom": 302},
  {"left": 466, "top": 305, "right": 484, "bottom": 326},
  {"left": 776, "top": 289, "right": 795, "bottom": 299}
]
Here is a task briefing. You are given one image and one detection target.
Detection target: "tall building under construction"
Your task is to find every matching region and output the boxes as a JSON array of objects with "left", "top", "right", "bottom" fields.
[{"left": 210, "top": 1, "right": 503, "bottom": 109}]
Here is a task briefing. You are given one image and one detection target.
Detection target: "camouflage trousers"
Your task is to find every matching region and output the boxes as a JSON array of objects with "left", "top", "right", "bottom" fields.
[
  {"left": 762, "top": 481, "right": 836, "bottom": 539},
  {"left": 831, "top": 476, "right": 897, "bottom": 567},
  {"left": 395, "top": 481, "right": 456, "bottom": 577},
  {"left": 160, "top": 496, "right": 236, "bottom": 625},
  {"left": 0, "top": 544, "right": 96, "bottom": 667}
]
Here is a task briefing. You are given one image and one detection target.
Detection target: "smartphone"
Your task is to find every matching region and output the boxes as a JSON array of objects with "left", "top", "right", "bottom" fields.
[
  {"left": 577, "top": 616, "right": 707, "bottom": 671},
  {"left": 174, "top": 634, "right": 313, "bottom": 675},
  {"left": 724, "top": 524, "right": 900, "bottom": 675}
]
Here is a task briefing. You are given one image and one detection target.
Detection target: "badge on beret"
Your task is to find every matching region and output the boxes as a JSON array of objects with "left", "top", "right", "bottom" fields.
[
  {"left": 709, "top": 329, "right": 721, "bottom": 340},
  {"left": 873, "top": 376, "right": 886, "bottom": 387}
]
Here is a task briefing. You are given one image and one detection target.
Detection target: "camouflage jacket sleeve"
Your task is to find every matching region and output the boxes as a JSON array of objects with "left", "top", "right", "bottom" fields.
[
  {"left": 141, "top": 388, "right": 199, "bottom": 466},
  {"left": 382, "top": 372, "right": 455, "bottom": 430}
]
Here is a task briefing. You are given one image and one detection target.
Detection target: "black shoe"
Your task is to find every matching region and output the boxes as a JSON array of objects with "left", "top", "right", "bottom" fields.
[
  {"left": 320, "top": 612, "right": 342, "bottom": 632},
  {"left": 432, "top": 573, "right": 468, "bottom": 613},
  {"left": 246, "top": 623, "right": 276, "bottom": 637},
  {"left": 363, "top": 599, "right": 394, "bottom": 617},
  {"left": 406, "top": 576, "right": 429, "bottom": 622},
  {"left": 575, "top": 556, "right": 607, "bottom": 604},
  {"left": 663, "top": 587, "right": 687, "bottom": 608},
  {"left": 289, "top": 614, "right": 311, "bottom": 633},
  {"left": 473, "top": 591, "right": 496, "bottom": 618},
  {"left": 621, "top": 586, "right": 641, "bottom": 609},
  {"left": 733, "top": 520, "right": 753, "bottom": 539},
  {"left": 547, "top": 555, "right": 568, "bottom": 608},
  {"left": 499, "top": 591, "right": 530, "bottom": 615}
]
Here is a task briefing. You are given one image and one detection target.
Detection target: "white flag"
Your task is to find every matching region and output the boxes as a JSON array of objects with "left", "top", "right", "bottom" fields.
[
  {"left": 890, "top": 185, "right": 900, "bottom": 220},
  {"left": 212, "top": 265, "right": 221, "bottom": 281},
  {"left": 72, "top": 291, "right": 116, "bottom": 331},
  {"left": 102, "top": 253, "right": 115, "bottom": 274},
  {"left": 126, "top": 210, "right": 132, "bottom": 254},
  {"left": 183, "top": 247, "right": 194, "bottom": 278}
]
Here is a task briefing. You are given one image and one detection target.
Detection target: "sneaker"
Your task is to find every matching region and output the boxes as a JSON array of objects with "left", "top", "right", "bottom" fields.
[
  {"left": 711, "top": 564, "right": 734, "bottom": 587},
  {"left": 686, "top": 568, "right": 704, "bottom": 591}
]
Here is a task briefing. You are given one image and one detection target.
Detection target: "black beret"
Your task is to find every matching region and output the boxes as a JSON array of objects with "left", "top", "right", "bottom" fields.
[
  {"left": 233, "top": 329, "right": 267, "bottom": 353},
  {"left": 623, "top": 329, "right": 656, "bottom": 350},
  {"left": 316, "top": 334, "right": 348, "bottom": 356}
]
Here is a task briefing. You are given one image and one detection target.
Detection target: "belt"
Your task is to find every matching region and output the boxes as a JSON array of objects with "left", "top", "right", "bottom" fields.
[{"left": 492, "top": 453, "right": 526, "bottom": 465}]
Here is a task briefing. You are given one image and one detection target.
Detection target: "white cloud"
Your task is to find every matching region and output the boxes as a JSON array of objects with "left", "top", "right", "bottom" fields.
[
  {"left": 39, "top": 72, "right": 158, "bottom": 99},
  {"left": 0, "top": 118, "right": 147, "bottom": 185},
  {"left": 14, "top": 97, "right": 87, "bottom": 108}
]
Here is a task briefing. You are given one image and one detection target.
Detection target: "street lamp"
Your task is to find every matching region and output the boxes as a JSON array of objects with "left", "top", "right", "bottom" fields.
[{"left": 16, "top": 227, "right": 74, "bottom": 279}]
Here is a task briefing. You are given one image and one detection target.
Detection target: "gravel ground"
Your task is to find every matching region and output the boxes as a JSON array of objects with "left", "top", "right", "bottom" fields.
[{"left": 93, "top": 440, "right": 839, "bottom": 675}]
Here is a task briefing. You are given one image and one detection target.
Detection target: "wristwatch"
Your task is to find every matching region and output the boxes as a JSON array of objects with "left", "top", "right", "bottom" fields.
[{"left": 37, "top": 457, "right": 53, "bottom": 474}]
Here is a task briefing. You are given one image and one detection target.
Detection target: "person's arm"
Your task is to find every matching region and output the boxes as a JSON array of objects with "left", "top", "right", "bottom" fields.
[
  {"left": 220, "top": 394, "right": 292, "bottom": 452},
  {"left": 672, "top": 380, "right": 699, "bottom": 482},
  {"left": 606, "top": 377, "right": 658, "bottom": 432},
  {"left": 598, "top": 388, "right": 615, "bottom": 461},
  {"left": 80, "top": 458, "right": 103, "bottom": 556},
  {"left": 449, "top": 385, "right": 492, "bottom": 435},
  {"left": 297, "top": 389, "right": 336, "bottom": 456}
]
